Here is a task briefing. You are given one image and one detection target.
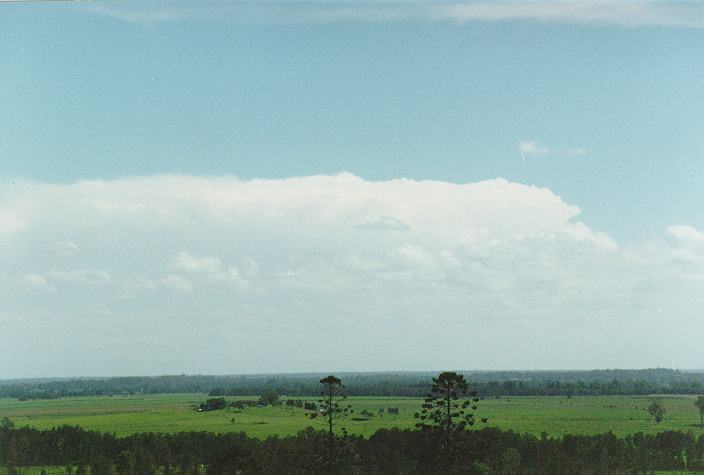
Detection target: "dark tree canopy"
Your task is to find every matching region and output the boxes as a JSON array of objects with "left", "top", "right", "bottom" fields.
[
  {"left": 4, "top": 419, "right": 704, "bottom": 472},
  {"left": 695, "top": 396, "right": 704, "bottom": 428},
  {"left": 414, "top": 371, "right": 488, "bottom": 469},
  {"left": 648, "top": 398, "right": 666, "bottom": 424},
  {"left": 308, "top": 375, "right": 353, "bottom": 470},
  {"left": 257, "top": 388, "right": 280, "bottom": 406},
  {"left": 415, "top": 371, "right": 486, "bottom": 434}
]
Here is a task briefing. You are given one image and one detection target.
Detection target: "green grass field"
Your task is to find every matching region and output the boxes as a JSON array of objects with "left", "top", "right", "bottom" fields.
[{"left": 2, "top": 393, "right": 704, "bottom": 440}]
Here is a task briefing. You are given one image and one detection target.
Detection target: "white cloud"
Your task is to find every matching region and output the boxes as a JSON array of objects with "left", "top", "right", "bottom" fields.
[
  {"left": 0, "top": 200, "right": 31, "bottom": 235},
  {"left": 519, "top": 140, "right": 551, "bottom": 157},
  {"left": 666, "top": 225, "right": 704, "bottom": 246},
  {"left": 519, "top": 141, "right": 590, "bottom": 160},
  {"left": 0, "top": 174, "right": 581, "bottom": 250},
  {"left": 557, "top": 221, "right": 618, "bottom": 252},
  {"left": 172, "top": 251, "right": 250, "bottom": 289},
  {"left": 175, "top": 251, "right": 222, "bottom": 273},
  {"left": 1, "top": 173, "right": 703, "bottom": 375}
]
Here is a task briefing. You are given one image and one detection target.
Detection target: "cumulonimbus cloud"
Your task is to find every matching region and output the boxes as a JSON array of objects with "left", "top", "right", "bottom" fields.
[
  {"left": 0, "top": 173, "right": 702, "bottom": 376},
  {"left": 0, "top": 173, "right": 584, "bottom": 249}
]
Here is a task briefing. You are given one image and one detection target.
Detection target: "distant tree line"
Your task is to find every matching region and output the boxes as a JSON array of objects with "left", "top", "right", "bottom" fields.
[
  {"left": 4, "top": 422, "right": 704, "bottom": 473},
  {"left": 4, "top": 368, "right": 704, "bottom": 400}
]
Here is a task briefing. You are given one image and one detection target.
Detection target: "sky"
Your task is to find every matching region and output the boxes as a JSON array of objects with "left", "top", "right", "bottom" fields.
[{"left": 0, "top": 1, "right": 703, "bottom": 378}]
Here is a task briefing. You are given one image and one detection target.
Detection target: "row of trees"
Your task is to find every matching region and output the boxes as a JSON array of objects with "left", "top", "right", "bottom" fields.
[
  {"left": 5, "top": 368, "right": 704, "bottom": 400},
  {"left": 5, "top": 420, "right": 704, "bottom": 472}
]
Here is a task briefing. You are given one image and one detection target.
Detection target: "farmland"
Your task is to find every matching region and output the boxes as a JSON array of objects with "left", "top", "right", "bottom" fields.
[{"left": 2, "top": 393, "right": 704, "bottom": 440}]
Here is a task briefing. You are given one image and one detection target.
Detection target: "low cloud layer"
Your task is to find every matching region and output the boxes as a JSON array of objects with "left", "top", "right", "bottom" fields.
[{"left": 0, "top": 174, "right": 702, "bottom": 377}]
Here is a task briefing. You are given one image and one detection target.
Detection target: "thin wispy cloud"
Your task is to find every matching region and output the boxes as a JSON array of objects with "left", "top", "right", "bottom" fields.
[
  {"left": 519, "top": 140, "right": 551, "bottom": 159},
  {"left": 519, "top": 140, "right": 589, "bottom": 160},
  {"left": 82, "top": 2, "right": 704, "bottom": 28},
  {"left": 432, "top": 2, "right": 704, "bottom": 28}
]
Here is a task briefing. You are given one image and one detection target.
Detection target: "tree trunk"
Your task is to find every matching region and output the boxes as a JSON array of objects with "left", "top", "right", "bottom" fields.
[
  {"left": 327, "top": 385, "right": 334, "bottom": 471},
  {"left": 444, "top": 383, "right": 452, "bottom": 457},
  {"left": 445, "top": 384, "right": 452, "bottom": 436}
]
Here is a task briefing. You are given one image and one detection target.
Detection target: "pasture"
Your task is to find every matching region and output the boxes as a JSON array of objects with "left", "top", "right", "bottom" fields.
[{"left": 2, "top": 394, "right": 704, "bottom": 440}]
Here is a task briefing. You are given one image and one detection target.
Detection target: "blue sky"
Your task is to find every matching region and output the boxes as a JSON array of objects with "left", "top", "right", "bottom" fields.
[
  {"left": 3, "top": 1, "right": 703, "bottom": 240},
  {"left": 1, "top": 2, "right": 703, "bottom": 377}
]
